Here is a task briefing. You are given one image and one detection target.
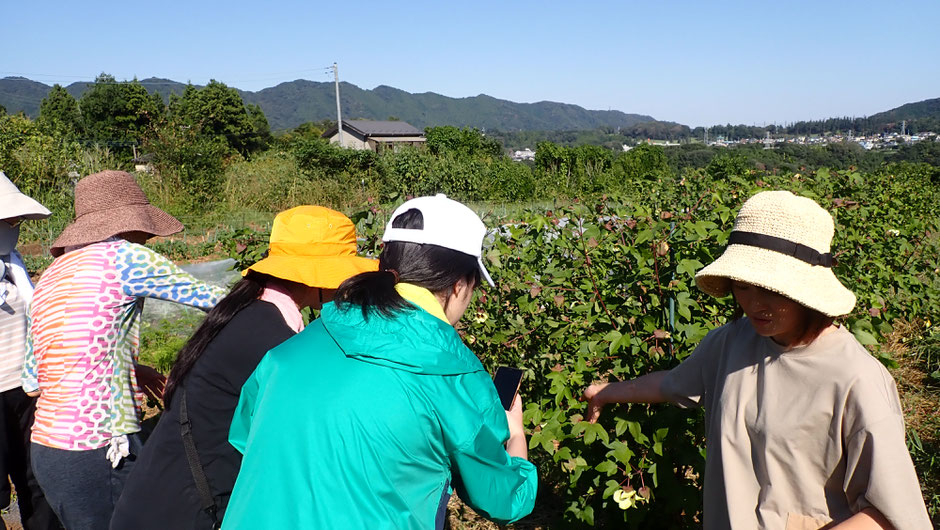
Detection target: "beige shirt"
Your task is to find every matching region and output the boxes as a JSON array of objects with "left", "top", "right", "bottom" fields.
[{"left": 661, "top": 318, "right": 931, "bottom": 530}]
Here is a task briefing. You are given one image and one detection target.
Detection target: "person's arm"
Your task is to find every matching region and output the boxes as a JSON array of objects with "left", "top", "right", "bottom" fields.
[
  {"left": 827, "top": 507, "right": 893, "bottom": 530},
  {"left": 449, "top": 413, "right": 538, "bottom": 525},
  {"left": 505, "top": 394, "right": 527, "bottom": 459},
  {"left": 135, "top": 364, "right": 166, "bottom": 400},
  {"left": 21, "top": 311, "right": 40, "bottom": 397},
  {"left": 582, "top": 370, "right": 670, "bottom": 423},
  {"left": 115, "top": 242, "right": 227, "bottom": 310},
  {"left": 229, "top": 355, "right": 269, "bottom": 454}
]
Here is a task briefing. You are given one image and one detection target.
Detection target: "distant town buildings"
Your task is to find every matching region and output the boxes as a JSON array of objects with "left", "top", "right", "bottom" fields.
[
  {"left": 511, "top": 148, "right": 536, "bottom": 161},
  {"left": 696, "top": 130, "right": 938, "bottom": 150},
  {"left": 520, "top": 130, "right": 937, "bottom": 161}
]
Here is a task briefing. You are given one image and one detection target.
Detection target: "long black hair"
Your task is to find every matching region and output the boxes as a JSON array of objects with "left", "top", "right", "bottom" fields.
[
  {"left": 163, "top": 271, "right": 268, "bottom": 407},
  {"left": 334, "top": 208, "right": 481, "bottom": 319}
]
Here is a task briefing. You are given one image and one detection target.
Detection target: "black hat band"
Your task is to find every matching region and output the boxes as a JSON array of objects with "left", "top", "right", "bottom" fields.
[{"left": 728, "top": 231, "right": 834, "bottom": 267}]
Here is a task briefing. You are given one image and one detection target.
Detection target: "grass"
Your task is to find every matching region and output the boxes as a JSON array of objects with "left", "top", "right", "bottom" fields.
[
  {"left": 885, "top": 320, "right": 940, "bottom": 524},
  {"left": 138, "top": 313, "right": 206, "bottom": 375}
]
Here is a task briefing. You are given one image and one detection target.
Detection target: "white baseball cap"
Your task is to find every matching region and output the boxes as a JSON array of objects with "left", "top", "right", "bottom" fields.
[{"left": 382, "top": 194, "right": 494, "bottom": 287}]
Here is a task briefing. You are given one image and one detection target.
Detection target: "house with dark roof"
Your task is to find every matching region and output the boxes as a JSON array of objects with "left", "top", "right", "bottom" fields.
[{"left": 321, "top": 119, "right": 426, "bottom": 151}]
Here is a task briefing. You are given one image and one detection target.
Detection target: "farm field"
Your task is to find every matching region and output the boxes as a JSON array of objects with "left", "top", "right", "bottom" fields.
[
  {"left": 5, "top": 103, "right": 939, "bottom": 526},
  {"left": 39, "top": 164, "right": 933, "bottom": 528}
]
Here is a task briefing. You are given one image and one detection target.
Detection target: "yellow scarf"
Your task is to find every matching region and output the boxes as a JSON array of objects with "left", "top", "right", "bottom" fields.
[{"left": 395, "top": 283, "right": 448, "bottom": 323}]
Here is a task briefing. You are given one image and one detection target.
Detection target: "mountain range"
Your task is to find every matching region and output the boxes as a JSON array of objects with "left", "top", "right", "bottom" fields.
[
  {"left": 0, "top": 76, "right": 655, "bottom": 132},
  {"left": 1, "top": 76, "right": 937, "bottom": 134}
]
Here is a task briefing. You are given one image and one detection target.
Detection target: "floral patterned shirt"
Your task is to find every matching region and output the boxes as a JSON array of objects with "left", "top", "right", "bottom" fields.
[{"left": 22, "top": 240, "right": 227, "bottom": 450}]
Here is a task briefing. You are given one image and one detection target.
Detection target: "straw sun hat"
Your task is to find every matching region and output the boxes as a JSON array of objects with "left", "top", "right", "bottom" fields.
[
  {"left": 0, "top": 171, "right": 51, "bottom": 221},
  {"left": 694, "top": 190, "right": 856, "bottom": 317},
  {"left": 50, "top": 170, "right": 183, "bottom": 257},
  {"left": 245, "top": 206, "right": 378, "bottom": 289}
]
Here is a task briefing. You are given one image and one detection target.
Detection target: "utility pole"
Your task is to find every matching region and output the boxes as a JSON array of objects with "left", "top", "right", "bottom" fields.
[{"left": 333, "top": 62, "right": 344, "bottom": 147}]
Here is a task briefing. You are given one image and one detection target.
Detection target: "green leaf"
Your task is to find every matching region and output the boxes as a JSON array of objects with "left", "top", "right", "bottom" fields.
[
  {"left": 852, "top": 328, "right": 878, "bottom": 346},
  {"left": 615, "top": 419, "right": 629, "bottom": 437},
  {"left": 626, "top": 421, "right": 650, "bottom": 446},
  {"left": 595, "top": 460, "right": 617, "bottom": 475},
  {"left": 635, "top": 229, "right": 654, "bottom": 245},
  {"left": 677, "top": 258, "right": 704, "bottom": 277},
  {"left": 580, "top": 505, "right": 594, "bottom": 526},
  {"left": 610, "top": 441, "right": 634, "bottom": 465}
]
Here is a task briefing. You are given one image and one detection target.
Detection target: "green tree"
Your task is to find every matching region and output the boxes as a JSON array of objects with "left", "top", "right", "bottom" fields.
[
  {"left": 143, "top": 122, "right": 227, "bottom": 209},
  {"left": 705, "top": 152, "right": 749, "bottom": 180},
  {"left": 0, "top": 114, "right": 39, "bottom": 179},
  {"left": 39, "top": 84, "right": 83, "bottom": 139},
  {"left": 425, "top": 126, "right": 502, "bottom": 158},
  {"left": 79, "top": 74, "right": 161, "bottom": 151},
  {"left": 80, "top": 73, "right": 125, "bottom": 143},
  {"left": 617, "top": 143, "right": 671, "bottom": 181},
  {"left": 246, "top": 103, "right": 272, "bottom": 152},
  {"left": 278, "top": 121, "right": 331, "bottom": 145},
  {"left": 172, "top": 80, "right": 258, "bottom": 156}
]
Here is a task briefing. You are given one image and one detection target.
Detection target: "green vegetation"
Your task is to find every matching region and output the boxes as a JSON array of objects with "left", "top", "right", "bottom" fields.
[
  {"left": 3, "top": 90, "right": 939, "bottom": 527},
  {"left": 5, "top": 77, "right": 938, "bottom": 137}
]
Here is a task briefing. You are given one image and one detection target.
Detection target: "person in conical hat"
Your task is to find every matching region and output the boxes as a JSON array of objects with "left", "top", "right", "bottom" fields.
[
  {"left": 583, "top": 190, "right": 931, "bottom": 529},
  {"left": 24, "top": 170, "right": 228, "bottom": 529},
  {"left": 0, "top": 171, "right": 61, "bottom": 529},
  {"left": 110, "top": 205, "right": 377, "bottom": 530}
]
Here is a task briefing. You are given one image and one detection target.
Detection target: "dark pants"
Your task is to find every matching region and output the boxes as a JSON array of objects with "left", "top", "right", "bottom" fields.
[
  {"left": 30, "top": 434, "right": 142, "bottom": 530},
  {"left": 0, "top": 387, "right": 61, "bottom": 530}
]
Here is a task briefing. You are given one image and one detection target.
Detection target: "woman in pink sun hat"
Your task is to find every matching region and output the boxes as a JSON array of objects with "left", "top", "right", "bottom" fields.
[
  {"left": 24, "top": 170, "right": 228, "bottom": 530},
  {"left": 583, "top": 190, "right": 931, "bottom": 529}
]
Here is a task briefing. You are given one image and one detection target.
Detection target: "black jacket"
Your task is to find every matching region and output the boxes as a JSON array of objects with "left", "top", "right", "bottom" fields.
[{"left": 110, "top": 300, "right": 295, "bottom": 530}]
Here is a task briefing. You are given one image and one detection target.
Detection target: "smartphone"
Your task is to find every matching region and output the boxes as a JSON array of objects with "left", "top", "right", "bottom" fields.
[{"left": 493, "top": 366, "right": 524, "bottom": 411}]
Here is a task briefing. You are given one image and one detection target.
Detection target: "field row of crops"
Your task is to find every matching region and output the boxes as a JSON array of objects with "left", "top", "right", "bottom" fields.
[{"left": 150, "top": 164, "right": 938, "bottom": 528}]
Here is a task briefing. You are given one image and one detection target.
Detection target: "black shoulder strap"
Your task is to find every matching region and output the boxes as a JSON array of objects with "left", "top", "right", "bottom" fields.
[{"left": 180, "top": 387, "right": 222, "bottom": 529}]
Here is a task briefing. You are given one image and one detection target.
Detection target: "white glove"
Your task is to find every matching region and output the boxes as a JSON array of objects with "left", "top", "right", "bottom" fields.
[{"left": 106, "top": 435, "right": 130, "bottom": 468}]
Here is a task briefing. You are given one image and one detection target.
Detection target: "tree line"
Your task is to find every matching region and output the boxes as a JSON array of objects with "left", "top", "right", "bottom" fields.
[
  {"left": 490, "top": 117, "right": 939, "bottom": 151},
  {"left": 1, "top": 73, "right": 938, "bottom": 229}
]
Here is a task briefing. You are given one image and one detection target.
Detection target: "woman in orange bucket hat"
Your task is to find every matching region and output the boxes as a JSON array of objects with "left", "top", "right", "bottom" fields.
[{"left": 110, "top": 205, "right": 376, "bottom": 530}]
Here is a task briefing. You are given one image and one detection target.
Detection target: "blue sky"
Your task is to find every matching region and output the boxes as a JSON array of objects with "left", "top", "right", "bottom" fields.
[{"left": 3, "top": 1, "right": 938, "bottom": 127}]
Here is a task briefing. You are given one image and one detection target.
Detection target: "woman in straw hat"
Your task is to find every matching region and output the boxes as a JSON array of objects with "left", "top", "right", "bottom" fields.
[
  {"left": 0, "top": 172, "right": 61, "bottom": 530},
  {"left": 22, "top": 170, "right": 228, "bottom": 530},
  {"left": 583, "top": 190, "right": 931, "bottom": 529},
  {"left": 109, "top": 205, "right": 377, "bottom": 530},
  {"left": 222, "top": 195, "right": 538, "bottom": 529}
]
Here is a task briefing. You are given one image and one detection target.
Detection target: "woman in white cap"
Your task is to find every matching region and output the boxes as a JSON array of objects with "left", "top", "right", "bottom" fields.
[
  {"left": 583, "top": 190, "right": 931, "bottom": 529},
  {"left": 0, "top": 171, "right": 61, "bottom": 529},
  {"left": 222, "top": 195, "right": 538, "bottom": 529},
  {"left": 23, "top": 170, "right": 228, "bottom": 530}
]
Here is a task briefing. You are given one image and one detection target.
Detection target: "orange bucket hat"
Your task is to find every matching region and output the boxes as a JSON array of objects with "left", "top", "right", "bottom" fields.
[{"left": 245, "top": 206, "right": 377, "bottom": 288}]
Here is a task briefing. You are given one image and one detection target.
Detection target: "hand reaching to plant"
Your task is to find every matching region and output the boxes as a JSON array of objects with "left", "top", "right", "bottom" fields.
[
  {"left": 582, "top": 382, "right": 612, "bottom": 423},
  {"left": 581, "top": 371, "right": 671, "bottom": 423}
]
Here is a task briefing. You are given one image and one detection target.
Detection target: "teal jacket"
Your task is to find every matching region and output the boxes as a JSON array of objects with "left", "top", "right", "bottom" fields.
[{"left": 223, "top": 302, "right": 538, "bottom": 529}]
